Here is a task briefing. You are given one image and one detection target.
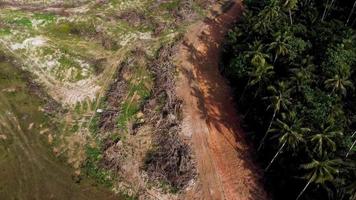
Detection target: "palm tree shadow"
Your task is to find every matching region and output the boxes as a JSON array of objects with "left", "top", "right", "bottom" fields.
[{"left": 179, "top": 1, "right": 269, "bottom": 199}]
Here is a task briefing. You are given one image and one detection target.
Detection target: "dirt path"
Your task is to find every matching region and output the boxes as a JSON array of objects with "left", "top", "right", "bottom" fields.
[{"left": 176, "top": 1, "right": 268, "bottom": 199}]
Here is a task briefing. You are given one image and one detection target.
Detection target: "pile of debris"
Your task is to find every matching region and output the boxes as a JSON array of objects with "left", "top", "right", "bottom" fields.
[{"left": 143, "top": 43, "right": 196, "bottom": 189}]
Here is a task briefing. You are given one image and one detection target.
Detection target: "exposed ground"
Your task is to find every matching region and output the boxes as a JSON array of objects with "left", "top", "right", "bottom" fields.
[{"left": 176, "top": 1, "right": 269, "bottom": 199}]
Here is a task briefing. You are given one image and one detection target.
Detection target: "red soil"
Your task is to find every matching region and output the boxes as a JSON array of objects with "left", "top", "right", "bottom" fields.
[{"left": 176, "top": 1, "right": 268, "bottom": 199}]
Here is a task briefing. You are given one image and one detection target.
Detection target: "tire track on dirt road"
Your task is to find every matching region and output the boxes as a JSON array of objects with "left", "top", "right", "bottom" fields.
[{"left": 176, "top": 1, "right": 268, "bottom": 199}]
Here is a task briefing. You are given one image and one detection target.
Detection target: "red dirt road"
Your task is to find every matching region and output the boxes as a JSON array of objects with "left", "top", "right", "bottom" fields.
[{"left": 176, "top": 1, "right": 268, "bottom": 199}]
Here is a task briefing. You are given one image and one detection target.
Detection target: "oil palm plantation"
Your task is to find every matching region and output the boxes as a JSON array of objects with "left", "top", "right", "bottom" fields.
[
  {"left": 324, "top": 67, "right": 354, "bottom": 96},
  {"left": 223, "top": 0, "right": 356, "bottom": 199},
  {"left": 309, "top": 124, "right": 343, "bottom": 156},
  {"left": 268, "top": 31, "right": 292, "bottom": 63}
]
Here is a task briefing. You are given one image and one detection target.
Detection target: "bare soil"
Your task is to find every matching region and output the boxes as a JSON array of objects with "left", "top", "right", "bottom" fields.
[{"left": 176, "top": 1, "right": 269, "bottom": 199}]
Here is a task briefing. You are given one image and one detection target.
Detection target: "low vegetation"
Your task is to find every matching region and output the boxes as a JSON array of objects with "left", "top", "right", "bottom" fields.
[{"left": 223, "top": 0, "right": 356, "bottom": 199}]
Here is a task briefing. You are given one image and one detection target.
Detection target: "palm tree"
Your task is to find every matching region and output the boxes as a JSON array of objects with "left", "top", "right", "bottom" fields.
[
  {"left": 310, "top": 124, "right": 343, "bottom": 156},
  {"left": 290, "top": 67, "right": 313, "bottom": 92},
  {"left": 268, "top": 31, "right": 292, "bottom": 63},
  {"left": 282, "top": 0, "right": 299, "bottom": 25},
  {"left": 346, "top": 0, "right": 356, "bottom": 25},
  {"left": 346, "top": 181, "right": 356, "bottom": 199},
  {"left": 346, "top": 138, "right": 356, "bottom": 158},
  {"left": 324, "top": 73, "right": 354, "bottom": 97},
  {"left": 296, "top": 158, "right": 342, "bottom": 200},
  {"left": 326, "top": 0, "right": 337, "bottom": 18},
  {"left": 346, "top": 131, "right": 356, "bottom": 158},
  {"left": 258, "top": 81, "right": 292, "bottom": 151},
  {"left": 249, "top": 62, "right": 274, "bottom": 87},
  {"left": 322, "top": 0, "right": 337, "bottom": 21},
  {"left": 254, "top": 0, "right": 283, "bottom": 32},
  {"left": 321, "top": 0, "right": 331, "bottom": 21},
  {"left": 265, "top": 111, "right": 310, "bottom": 171},
  {"left": 245, "top": 41, "right": 270, "bottom": 67},
  {"left": 240, "top": 41, "right": 272, "bottom": 101}
]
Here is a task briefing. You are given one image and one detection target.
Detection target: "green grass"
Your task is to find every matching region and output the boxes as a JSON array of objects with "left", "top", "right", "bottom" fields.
[
  {"left": 117, "top": 100, "right": 141, "bottom": 130},
  {"left": 89, "top": 111, "right": 101, "bottom": 136},
  {"left": 160, "top": 0, "right": 181, "bottom": 11},
  {"left": 117, "top": 63, "right": 153, "bottom": 130},
  {"left": 33, "top": 12, "right": 56, "bottom": 23},
  {"left": 47, "top": 21, "right": 96, "bottom": 38},
  {"left": 7, "top": 17, "right": 32, "bottom": 27},
  {"left": 58, "top": 56, "right": 80, "bottom": 68},
  {"left": 55, "top": 55, "right": 91, "bottom": 82},
  {"left": 84, "top": 145, "right": 113, "bottom": 187},
  {"left": 84, "top": 102, "right": 114, "bottom": 187}
]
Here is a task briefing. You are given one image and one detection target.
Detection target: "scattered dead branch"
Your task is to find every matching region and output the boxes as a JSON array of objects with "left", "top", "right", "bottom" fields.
[
  {"left": 101, "top": 140, "right": 125, "bottom": 172},
  {"left": 98, "top": 61, "right": 129, "bottom": 132},
  {"left": 116, "top": 10, "right": 147, "bottom": 27},
  {"left": 143, "top": 43, "right": 196, "bottom": 190},
  {"left": 144, "top": 132, "right": 194, "bottom": 189}
]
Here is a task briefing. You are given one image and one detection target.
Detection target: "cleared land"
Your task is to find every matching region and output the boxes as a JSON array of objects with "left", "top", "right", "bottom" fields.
[{"left": 0, "top": 0, "right": 213, "bottom": 199}]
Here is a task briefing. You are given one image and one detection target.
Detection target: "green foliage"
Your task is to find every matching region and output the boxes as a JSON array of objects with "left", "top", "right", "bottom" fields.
[
  {"left": 7, "top": 17, "right": 32, "bottom": 27},
  {"left": 223, "top": 0, "right": 356, "bottom": 199},
  {"left": 48, "top": 21, "right": 96, "bottom": 38},
  {"left": 117, "top": 100, "right": 140, "bottom": 130}
]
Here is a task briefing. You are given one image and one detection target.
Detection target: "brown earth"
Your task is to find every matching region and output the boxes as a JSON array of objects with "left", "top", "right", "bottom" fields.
[{"left": 176, "top": 1, "right": 269, "bottom": 199}]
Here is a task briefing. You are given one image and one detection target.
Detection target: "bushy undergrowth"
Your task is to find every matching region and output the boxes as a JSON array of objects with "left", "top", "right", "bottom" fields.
[{"left": 223, "top": 0, "right": 356, "bottom": 199}]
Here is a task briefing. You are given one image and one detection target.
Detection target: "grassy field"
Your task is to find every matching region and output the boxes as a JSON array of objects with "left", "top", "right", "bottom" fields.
[{"left": 0, "top": 59, "right": 119, "bottom": 199}]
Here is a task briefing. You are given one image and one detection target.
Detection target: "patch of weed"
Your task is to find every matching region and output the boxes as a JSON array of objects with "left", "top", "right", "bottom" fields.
[
  {"left": 7, "top": 17, "right": 32, "bottom": 27},
  {"left": 117, "top": 62, "right": 153, "bottom": 130},
  {"left": 48, "top": 21, "right": 96, "bottom": 38},
  {"left": 89, "top": 113, "right": 100, "bottom": 136},
  {"left": 117, "top": 191, "right": 138, "bottom": 200},
  {"left": 160, "top": 0, "right": 181, "bottom": 11},
  {"left": 0, "top": 28, "right": 11, "bottom": 36},
  {"left": 117, "top": 100, "right": 140, "bottom": 130},
  {"left": 33, "top": 13, "right": 56, "bottom": 23},
  {"left": 58, "top": 56, "right": 76, "bottom": 68}
]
